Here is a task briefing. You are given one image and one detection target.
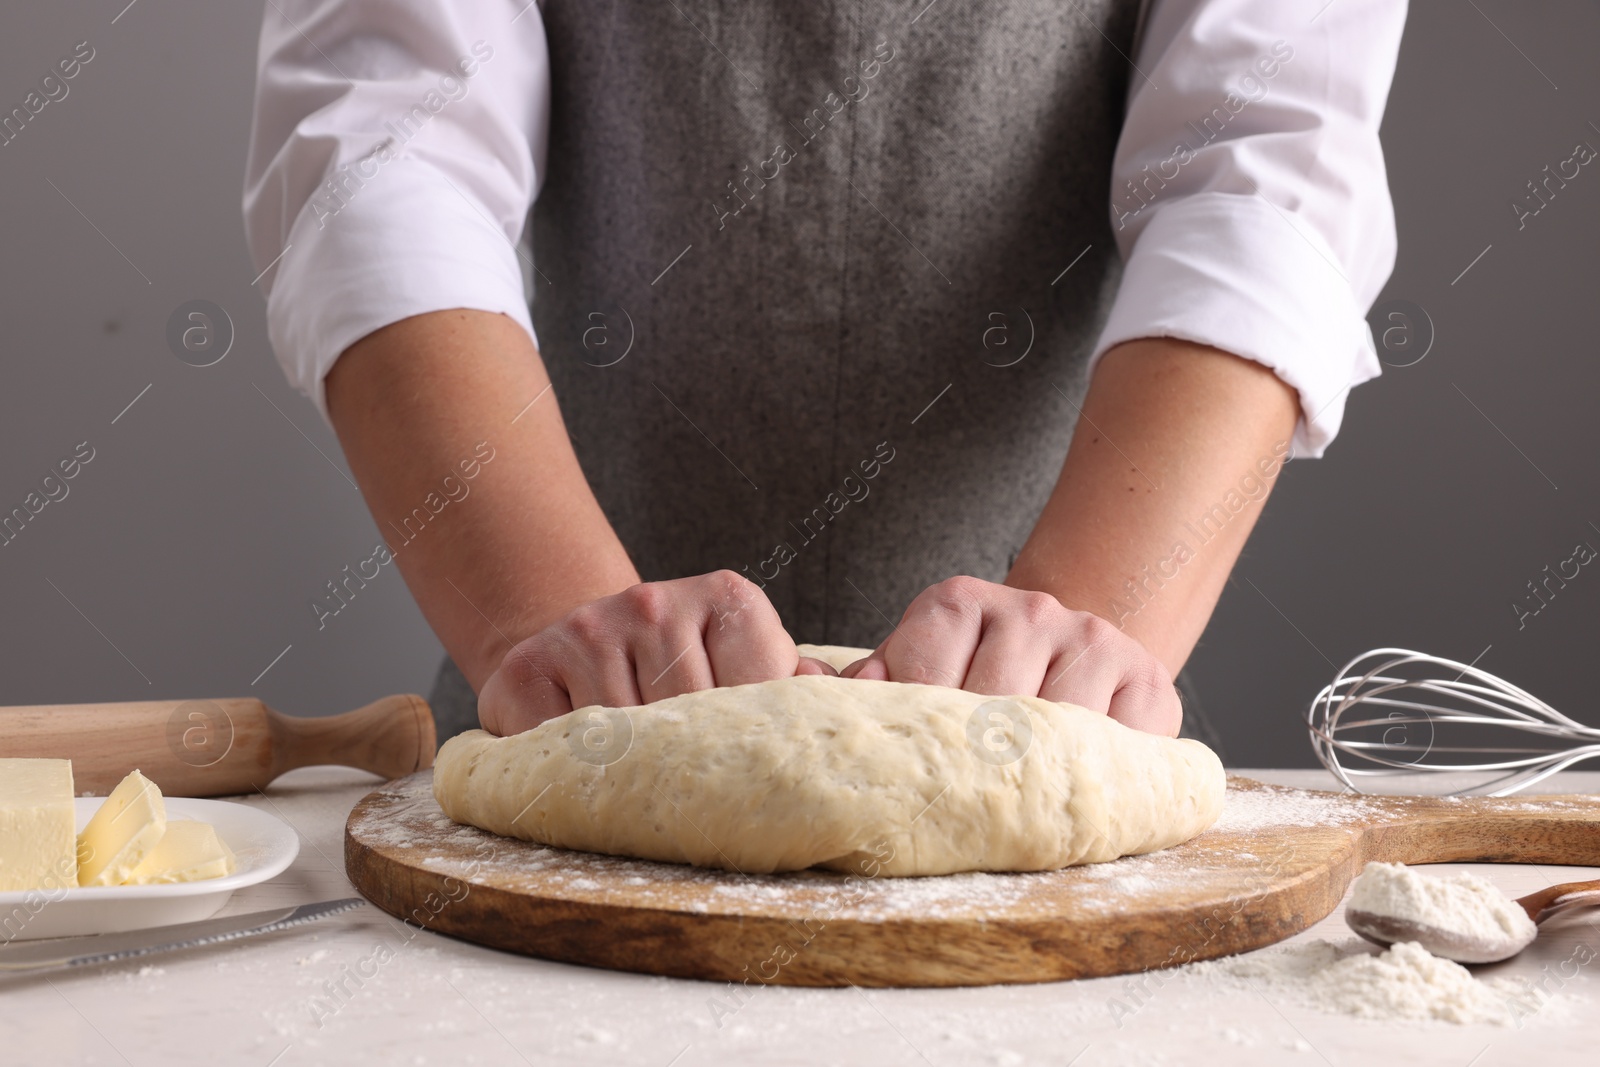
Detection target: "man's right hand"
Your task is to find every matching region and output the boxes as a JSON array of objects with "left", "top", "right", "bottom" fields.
[{"left": 477, "top": 570, "right": 834, "bottom": 736}]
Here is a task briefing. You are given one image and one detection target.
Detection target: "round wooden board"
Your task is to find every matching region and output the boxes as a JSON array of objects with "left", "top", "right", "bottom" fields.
[{"left": 345, "top": 771, "right": 1600, "bottom": 987}]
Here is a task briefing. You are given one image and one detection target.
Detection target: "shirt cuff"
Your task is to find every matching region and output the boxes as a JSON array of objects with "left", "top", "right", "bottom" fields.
[
  {"left": 263, "top": 160, "right": 536, "bottom": 421},
  {"left": 1089, "top": 191, "right": 1381, "bottom": 458}
]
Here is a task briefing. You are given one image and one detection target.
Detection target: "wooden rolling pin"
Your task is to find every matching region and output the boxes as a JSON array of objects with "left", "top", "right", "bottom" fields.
[{"left": 0, "top": 694, "right": 435, "bottom": 797}]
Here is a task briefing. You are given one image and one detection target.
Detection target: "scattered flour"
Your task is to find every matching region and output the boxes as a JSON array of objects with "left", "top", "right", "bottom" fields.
[
  {"left": 1191, "top": 938, "right": 1554, "bottom": 1026},
  {"left": 1348, "top": 861, "right": 1536, "bottom": 947},
  {"left": 1214, "top": 1024, "right": 1259, "bottom": 1046},
  {"left": 350, "top": 775, "right": 1049, "bottom": 920},
  {"left": 1208, "top": 784, "right": 1377, "bottom": 833},
  {"left": 1314, "top": 942, "right": 1520, "bottom": 1023}
]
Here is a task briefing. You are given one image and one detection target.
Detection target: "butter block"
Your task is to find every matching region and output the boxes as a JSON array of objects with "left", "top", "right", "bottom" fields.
[
  {"left": 0, "top": 758, "right": 79, "bottom": 892},
  {"left": 127, "top": 820, "right": 236, "bottom": 884},
  {"left": 77, "top": 769, "right": 166, "bottom": 887}
]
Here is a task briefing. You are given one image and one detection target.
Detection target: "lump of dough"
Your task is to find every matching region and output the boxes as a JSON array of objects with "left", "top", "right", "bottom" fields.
[
  {"left": 795, "top": 642, "right": 873, "bottom": 672},
  {"left": 433, "top": 672, "right": 1224, "bottom": 877}
]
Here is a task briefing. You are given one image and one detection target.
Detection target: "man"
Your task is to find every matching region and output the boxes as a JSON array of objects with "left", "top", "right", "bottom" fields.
[{"left": 244, "top": 0, "right": 1404, "bottom": 740}]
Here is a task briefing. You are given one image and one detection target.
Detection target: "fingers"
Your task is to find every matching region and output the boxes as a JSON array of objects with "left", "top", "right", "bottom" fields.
[
  {"left": 608, "top": 582, "right": 716, "bottom": 704},
  {"left": 476, "top": 570, "right": 800, "bottom": 736},
  {"left": 632, "top": 627, "right": 715, "bottom": 704},
  {"left": 1037, "top": 616, "right": 1182, "bottom": 735},
  {"left": 1035, "top": 611, "right": 1125, "bottom": 711},
  {"left": 876, "top": 577, "right": 987, "bottom": 689},
  {"left": 1039, "top": 642, "right": 1126, "bottom": 718},
  {"left": 958, "top": 590, "right": 1057, "bottom": 697},
  {"left": 539, "top": 601, "right": 637, "bottom": 712},
  {"left": 794, "top": 656, "right": 840, "bottom": 677},
  {"left": 839, "top": 654, "right": 887, "bottom": 681},
  {"left": 871, "top": 575, "right": 1184, "bottom": 737},
  {"left": 477, "top": 644, "right": 572, "bottom": 736},
  {"left": 1106, "top": 666, "right": 1184, "bottom": 737},
  {"left": 699, "top": 570, "right": 800, "bottom": 687}
]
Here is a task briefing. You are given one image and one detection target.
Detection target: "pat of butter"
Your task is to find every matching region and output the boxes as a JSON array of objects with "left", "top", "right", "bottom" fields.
[
  {"left": 128, "top": 820, "right": 236, "bottom": 884},
  {"left": 0, "top": 758, "right": 79, "bottom": 892},
  {"left": 77, "top": 769, "right": 166, "bottom": 887}
]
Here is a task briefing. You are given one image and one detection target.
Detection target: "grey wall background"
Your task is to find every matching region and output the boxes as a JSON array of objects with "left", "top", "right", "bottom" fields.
[{"left": 1, "top": 1, "right": 1595, "bottom": 768}]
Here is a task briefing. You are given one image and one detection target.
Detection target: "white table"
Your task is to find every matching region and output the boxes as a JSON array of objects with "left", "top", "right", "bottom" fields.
[{"left": 9, "top": 769, "right": 1598, "bottom": 1066}]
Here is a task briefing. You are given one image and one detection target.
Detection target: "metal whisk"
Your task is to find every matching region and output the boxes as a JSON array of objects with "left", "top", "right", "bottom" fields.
[{"left": 1307, "top": 647, "right": 1600, "bottom": 796}]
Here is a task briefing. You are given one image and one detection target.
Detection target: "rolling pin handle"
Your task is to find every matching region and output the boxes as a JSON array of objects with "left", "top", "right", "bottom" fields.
[{"left": 268, "top": 694, "right": 437, "bottom": 782}]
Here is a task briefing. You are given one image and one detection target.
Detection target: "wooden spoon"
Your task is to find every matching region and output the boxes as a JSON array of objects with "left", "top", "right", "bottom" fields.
[{"left": 1347, "top": 877, "right": 1600, "bottom": 964}]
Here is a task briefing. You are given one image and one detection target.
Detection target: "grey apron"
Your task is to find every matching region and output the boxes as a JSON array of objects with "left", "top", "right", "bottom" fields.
[{"left": 429, "top": 0, "right": 1224, "bottom": 757}]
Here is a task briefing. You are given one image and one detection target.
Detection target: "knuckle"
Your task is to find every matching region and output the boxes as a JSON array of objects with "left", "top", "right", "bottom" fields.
[
  {"left": 704, "top": 568, "right": 756, "bottom": 604},
  {"left": 896, "top": 658, "right": 958, "bottom": 687},
  {"left": 1076, "top": 612, "right": 1119, "bottom": 648},
  {"left": 564, "top": 603, "right": 613, "bottom": 644},
  {"left": 1141, "top": 660, "right": 1175, "bottom": 691},
  {"left": 1018, "top": 589, "right": 1061, "bottom": 627},
  {"left": 1123, "top": 661, "right": 1175, "bottom": 702},
  {"left": 919, "top": 575, "right": 986, "bottom": 619},
  {"left": 500, "top": 642, "right": 557, "bottom": 690},
  {"left": 619, "top": 582, "right": 673, "bottom": 626},
  {"left": 940, "top": 574, "right": 988, "bottom": 599}
]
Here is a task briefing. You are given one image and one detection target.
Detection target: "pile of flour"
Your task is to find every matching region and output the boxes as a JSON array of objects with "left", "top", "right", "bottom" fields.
[
  {"left": 1348, "top": 861, "right": 1537, "bottom": 946},
  {"left": 1189, "top": 864, "right": 1549, "bottom": 1026},
  {"left": 1198, "top": 938, "right": 1531, "bottom": 1025}
]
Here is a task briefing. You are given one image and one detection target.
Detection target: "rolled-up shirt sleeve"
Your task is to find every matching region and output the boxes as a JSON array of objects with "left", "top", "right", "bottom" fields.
[
  {"left": 242, "top": 0, "right": 548, "bottom": 418},
  {"left": 1092, "top": 0, "right": 1406, "bottom": 457}
]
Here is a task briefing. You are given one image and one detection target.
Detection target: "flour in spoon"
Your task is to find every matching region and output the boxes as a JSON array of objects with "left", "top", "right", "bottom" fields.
[{"left": 1349, "top": 862, "right": 1537, "bottom": 945}]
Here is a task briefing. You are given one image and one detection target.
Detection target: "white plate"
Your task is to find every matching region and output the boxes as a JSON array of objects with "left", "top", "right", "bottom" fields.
[{"left": 0, "top": 798, "right": 299, "bottom": 941}]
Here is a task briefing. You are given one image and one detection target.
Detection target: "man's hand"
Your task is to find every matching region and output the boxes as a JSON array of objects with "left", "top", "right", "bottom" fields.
[
  {"left": 478, "top": 570, "right": 835, "bottom": 735},
  {"left": 839, "top": 576, "right": 1182, "bottom": 736}
]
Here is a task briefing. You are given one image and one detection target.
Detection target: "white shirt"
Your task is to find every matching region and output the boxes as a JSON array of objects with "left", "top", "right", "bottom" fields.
[{"left": 243, "top": 0, "right": 1406, "bottom": 457}]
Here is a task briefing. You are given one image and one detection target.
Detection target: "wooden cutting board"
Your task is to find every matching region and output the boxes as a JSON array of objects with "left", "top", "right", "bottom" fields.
[{"left": 344, "top": 771, "right": 1600, "bottom": 987}]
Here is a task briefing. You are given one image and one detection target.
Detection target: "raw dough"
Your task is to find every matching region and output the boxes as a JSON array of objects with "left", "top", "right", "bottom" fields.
[
  {"left": 433, "top": 645, "right": 1225, "bottom": 876},
  {"left": 795, "top": 642, "right": 872, "bottom": 672}
]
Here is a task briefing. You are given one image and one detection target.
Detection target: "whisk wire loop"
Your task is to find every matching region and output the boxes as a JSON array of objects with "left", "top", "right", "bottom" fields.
[{"left": 1307, "top": 647, "right": 1600, "bottom": 796}]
